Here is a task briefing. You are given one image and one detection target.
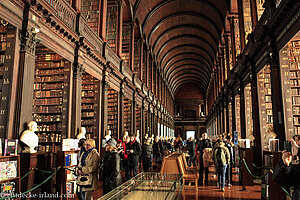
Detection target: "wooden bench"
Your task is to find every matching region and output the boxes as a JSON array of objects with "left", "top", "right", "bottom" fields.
[{"left": 160, "top": 152, "right": 199, "bottom": 189}]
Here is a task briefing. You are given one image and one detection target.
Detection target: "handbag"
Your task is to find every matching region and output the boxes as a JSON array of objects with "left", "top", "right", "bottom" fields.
[{"left": 76, "top": 174, "right": 93, "bottom": 188}]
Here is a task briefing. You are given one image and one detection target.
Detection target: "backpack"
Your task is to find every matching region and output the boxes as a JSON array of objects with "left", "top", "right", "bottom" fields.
[{"left": 215, "top": 147, "right": 227, "bottom": 164}]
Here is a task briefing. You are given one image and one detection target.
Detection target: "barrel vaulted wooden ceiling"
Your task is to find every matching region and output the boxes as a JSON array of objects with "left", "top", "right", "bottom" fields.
[{"left": 127, "top": 0, "right": 230, "bottom": 97}]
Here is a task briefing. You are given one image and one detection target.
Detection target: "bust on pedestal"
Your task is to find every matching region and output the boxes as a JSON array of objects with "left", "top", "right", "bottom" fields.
[
  {"left": 264, "top": 124, "right": 277, "bottom": 149},
  {"left": 77, "top": 127, "right": 86, "bottom": 139},
  {"left": 20, "top": 121, "right": 39, "bottom": 153}
]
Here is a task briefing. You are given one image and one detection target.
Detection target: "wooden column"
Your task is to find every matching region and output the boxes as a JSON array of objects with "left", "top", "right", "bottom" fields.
[
  {"left": 148, "top": 105, "right": 152, "bottom": 137},
  {"left": 129, "top": 22, "right": 135, "bottom": 71},
  {"left": 231, "top": 89, "right": 236, "bottom": 132},
  {"left": 116, "top": 0, "right": 123, "bottom": 56},
  {"left": 132, "top": 92, "right": 136, "bottom": 135},
  {"left": 70, "top": 56, "right": 83, "bottom": 138},
  {"left": 228, "top": 16, "right": 237, "bottom": 65},
  {"left": 145, "top": 48, "right": 149, "bottom": 88},
  {"left": 224, "top": 34, "right": 230, "bottom": 77},
  {"left": 141, "top": 99, "right": 145, "bottom": 144},
  {"left": 250, "top": 59, "right": 262, "bottom": 170},
  {"left": 237, "top": 0, "right": 246, "bottom": 50},
  {"left": 269, "top": 35, "right": 286, "bottom": 149},
  {"left": 250, "top": 0, "right": 258, "bottom": 28},
  {"left": 221, "top": 100, "right": 225, "bottom": 134},
  {"left": 149, "top": 57, "right": 153, "bottom": 92},
  {"left": 100, "top": 70, "right": 109, "bottom": 152},
  {"left": 225, "top": 94, "right": 230, "bottom": 134},
  {"left": 99, "top": 0, "right": 107, "bottom": 40},
  {"left": 139, "top": 39, "right": 144, "bottom": 80},
  {"left": 152, "top": 63, "right": 155, "bottom": 94},
  {"left": 221, "top": 47, "right": 226, "bottom": 84},
  {"left": 239, "top": 79, "right": 247, "bottom": 139},
  {"left": 13, "top": 1, "right": 37, "bottom": 137},
  {"left": 118, "top": 83, "right": 124, "bottom": 139}
]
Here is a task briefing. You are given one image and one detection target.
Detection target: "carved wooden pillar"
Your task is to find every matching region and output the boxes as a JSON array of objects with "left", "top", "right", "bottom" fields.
[
  {"left": 145, "top": 48, "right": 149, "bottom": 87},
  {"left": 225, "top": 94, "right": 230, "bottom": 134},
  {"left": 70, "top": 58, "right": 83, "bottom": 138},
  {"left": 149, "top": 57, "right": 153, "bottom": 91},
  {"left": 13, "top": 1, "right": 38, "bottom": 137},
  {"left": 237, "top": 0, "right": 246, "bottom": 50},
  {"left": 228, "top": 16, "right": 237, "bottom": 65},
  {"left": 99, "top": 0, "right": 107, "bottom": 40},
  {"left": 224, "top": 34, "right": 230, "bottom": 77},
  {"left": 250, "top": 59, "right": 262, "bottom": 170},
  {"left": 221, "top": 100, "right": 225, "bottom": 134},
  {"left": 129, "top": 22, "right": 135, "bottom": 71},
  {"left": 141, "top": 99, "right": 145, "bottom": 144},
  {"left": 118, "top": 83, "right": 124, "bottom": 139},
  {"left": 132, "top": 92, "right": 136, "bottom": 135},
  {"left": 139, "top": 39, "right": 143, "bottom": 80},
  {"left": 231, "top": 88, "right": 236, "bottom": 132},
  {"left": 250, "top": 0, "right": 258, "bottom": 28},
  {"left": 239, "top": 79, "right": 246, "bottom": 139},
  {"left": 152, "top": 63, "right": 155, "bottom": 94},
  {"left": 100, "top": 69, "right": 109, "bottom": 152},
  {"left": 269, "top": 34, "right": 286, "bottom": 149},
  {"left": 148, "top": 105, "right": 152, "bottom": 137},
  {"left": 116, "top": 0, "right": 124, "bottom": 56}
]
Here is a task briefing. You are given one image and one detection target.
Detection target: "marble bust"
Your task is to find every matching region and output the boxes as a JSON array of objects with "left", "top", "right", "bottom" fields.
[
  {"left": 77, "top": 127, "right": 86, "bottom": 139},
  {"left": 20, "top": 121, "right": 39, "bottom": 153},
  {"left": 264, "top": 124, "right": 277, "bottom": 149}
]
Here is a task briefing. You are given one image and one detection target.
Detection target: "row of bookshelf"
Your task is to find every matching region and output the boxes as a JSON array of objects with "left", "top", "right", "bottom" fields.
[
  {"left": 36, "top": 61, "right": 66, "bottom": 68},
  {"left": 33, "top": 114, "right": 61, "bottom": 122},
  {"left": 35, "top": 75, "right": 64, "bottom": 82},
  {"left": 37, "top": 133, "right": 61, "bottom": 143},
  {"left": 34, "top": 98, "right": 62, "bottom": 105},
  {"left": 288, "top": 40, "right": 300, "bottom": 47},
  {"left": 34, "top": 91, "right": 62, "bottom": 98},
  {"left": 34, "top": 83, "right": 64, "bottom": 90},
  {"left": 33, "top": 106, "right": 62, "bottom": 113},
  {"left": 107, "top": 87, "right": 118, "bottom": 135},
  {"left": 35, "top": 69, "right": 64, "bottom": 76},
  {"left": 36, "top": 124, "right": 61, "bottom": 132},
  {"left": 36, "top": 53, "right": 63, "bottom": 61}
]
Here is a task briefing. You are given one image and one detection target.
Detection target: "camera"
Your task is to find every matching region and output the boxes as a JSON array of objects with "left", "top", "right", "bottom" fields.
[{"left": 284, "top": 141, "right": 292, "bottom": 153}]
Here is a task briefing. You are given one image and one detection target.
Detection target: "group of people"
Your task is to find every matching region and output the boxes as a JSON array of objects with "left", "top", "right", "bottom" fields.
[
  {"left": 75, "top": 133, "right": 174, "bottom": 200},
  {"left": 184, "top": 132, "right": 234, "bottom": 192}
]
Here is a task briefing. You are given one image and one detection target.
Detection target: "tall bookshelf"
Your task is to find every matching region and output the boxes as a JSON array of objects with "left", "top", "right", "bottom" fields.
[
  {"left": 0, "top": 20, "right": 16, "bottom": 138},
  {"left": 242, "top": 0, "right": 252, "bottom": 43},
  {"left": 234, "top": 18, "right": 241, "bottom": 56},
  {"left": 136, "top": 105, "right": 141, "bottom": 136},
  {"left": 228, "top": 34, "right": 234, "bottom": 71},
  {"left": 142, "top": 45, "right": 147, "bottom": 82},
  {"left": 280, "top": 34, "right": 300, "bottom": 139},
  {"left": 81, "top": 73, "right": 100, "bottom": 139},
  {"left": 81, "top": 0, "right": 100, "bottom": 34},
  {"left": 122, "top": 23, "right": 130, "bottom": 67},
  {"left": 34, "top": 45, "right": 71, "bottom": 151},
  {"left": 256, "top": 0, "right": 265, "bottom": 21},
  {"left": 257, "top": 64, "right": 272, "bottom": 150},
  {"left": 108, "top": 88, "right": 118, "bottom": 136},
  {"left": 124, "top": 97, "right": 132, "bottom": 133},
  {"left": 235, "top": 94, "right": 241, "bottom": 135},
  {"left": 106, "top": 3, "right": 118, "bottom": 51},
  {"left": 134, "top": 40, "right": 140, "bottom": 76}
]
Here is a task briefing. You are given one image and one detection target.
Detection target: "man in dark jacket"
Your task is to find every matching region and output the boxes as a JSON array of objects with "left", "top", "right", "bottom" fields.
[
  {"left": 142, "top": 137, "right": 153, "bottom": 172},
  {"left": 153, "top": 136, "right": 161, "bottom": 165},
  {"left": 187, "top": 137, "right": 196, "bottom": 167},
  {"left": 273, "top": 149, "right": 300, "bottom": 200},
  {"left": 196, "top": 132, "right": 212, "bottom": 185},
  {"left": 125, "top": 133, "right": 141, "bottom": 179}
]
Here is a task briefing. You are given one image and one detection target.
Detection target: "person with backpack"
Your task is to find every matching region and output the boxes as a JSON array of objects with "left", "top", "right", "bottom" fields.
[
  {"left": 125, "top": 133, "right": 141, "bottom": 179},
  {"left": 213, "top": 139, "right": 230, "bottom": 192},
  {"left": 224, "top": 135, "right": 234, "bottom": 186},
  {"left": 141, "top": 137, "right": 153, "bottom": 172}
]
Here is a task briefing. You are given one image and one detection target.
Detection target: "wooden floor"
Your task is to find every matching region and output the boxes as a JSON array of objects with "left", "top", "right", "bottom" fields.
[
  {"left": 84, "top": 165, "right": 261, "bottom": 200},
  {"left": 181, "top": 167, "right": 261, "bottom": 200}
]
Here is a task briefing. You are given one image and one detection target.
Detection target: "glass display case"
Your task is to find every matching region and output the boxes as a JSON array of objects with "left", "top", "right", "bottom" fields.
[{"left": 98, "top": 173, "right": 183, "bottom": 200}]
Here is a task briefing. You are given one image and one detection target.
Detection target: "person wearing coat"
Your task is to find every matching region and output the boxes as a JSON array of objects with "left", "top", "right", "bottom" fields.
[
  {"left": 142, "top": 137, "right": 153, "bottom": 172},
  {"left": 103, "top": 138, "right": 122, "bottom": 195},
  {"left": 76, "top": 139, "right": 100, "bottom": 200},
  {"left": 125, "top": 133, "right": 141, "bottom": 179},
  {"left": 196, "top": 132, "right": 212, "bottom": 185},
  {"left": 273, "top": 140, "right": 300, "bottom": 200},
  {"left": 153, "top": 137, "right": 162, "bottom": 165}
]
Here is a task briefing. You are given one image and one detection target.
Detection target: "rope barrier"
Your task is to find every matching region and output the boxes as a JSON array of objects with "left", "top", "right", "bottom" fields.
[
  {"left": 240, "top": 158, "right": 269, "bottom": 179},
  {"left": 20, "top": 168, "right": 34, "bottom": 181},
  {"left": 239, "top": 157, "right": 292, "bottom": 198},
  {"left": 252, "top": 163, "right": 263, "bottom": 169},
  {"left": 0, "top": 166, "right": 61, "bottom": 200},
  {"left": 35, "top": 168, "right": 52, "bottom": 174}
]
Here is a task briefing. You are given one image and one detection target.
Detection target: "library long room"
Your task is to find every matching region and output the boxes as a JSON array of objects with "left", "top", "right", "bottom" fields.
[{"left": 0, "top": 0, "right": 299, "bottom": 200}]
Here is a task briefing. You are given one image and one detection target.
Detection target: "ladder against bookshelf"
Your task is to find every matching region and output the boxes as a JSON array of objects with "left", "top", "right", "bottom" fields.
[
  {"left": 81, "top": 73, "right": 100, "bottom": 139},
  {"left": 124, "top": 97, "right": 132, "bottom": 133},
  {"left": 108, "top": 88, "right": 118, "bottom": 136},
  {"left": 0, "top": 155, "right": 20, "bottom": 200},
  {"left": 33, "top": 45, "right": 71, "bottom": 149}
]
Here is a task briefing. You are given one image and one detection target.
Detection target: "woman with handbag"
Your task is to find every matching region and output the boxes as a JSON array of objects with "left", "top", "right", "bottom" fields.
[
  {"left": 76, "top": 139, "right": 100, "bottom": 200},
  {"left": 103, "top": 138, "right": 122, "bottom": 195}
]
